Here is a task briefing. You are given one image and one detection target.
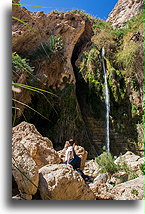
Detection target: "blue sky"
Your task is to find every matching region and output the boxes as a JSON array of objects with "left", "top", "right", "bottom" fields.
[{"left": 19, "top": 0, "right": 118, "bottom": 20}]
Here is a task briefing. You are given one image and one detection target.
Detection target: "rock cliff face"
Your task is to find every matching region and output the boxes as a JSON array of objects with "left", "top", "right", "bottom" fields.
[
  {"left": 107, "top": 0, "right": 143, "bottom": 27},
  {"left": 12, "top": 0, "right": 144, "bottom": 157},
  {"left": 12, "top": 1, "right": 92, "bottom": 90}
]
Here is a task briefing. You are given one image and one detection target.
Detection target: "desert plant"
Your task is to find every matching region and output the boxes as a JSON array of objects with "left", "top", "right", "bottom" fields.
[
  {"left": 92, "top": 30, "right": 116, "bottom": 57},
  {"left": 12, "top": 52, "right": 34, "bottom": 75},
  {"left": 139, "top": 163, "right": 145, "bottom": 175},
  {"left": 92, "top": 19, "right": 112, "bottom": 31},
  {"left": 131, "top": 189, "right": 139, "bottom": 196},
  {"left": 29, "top": 35, "right": 63, "bottom": 60},
  {"left": 95, "top": 152, "right": 120, "bottom": 174},
  {"left": 116, "top": 40, "right": 138, "bottom": 73},
  {"left": 121, "top": 162, "right": 138, "bottom": 180}
]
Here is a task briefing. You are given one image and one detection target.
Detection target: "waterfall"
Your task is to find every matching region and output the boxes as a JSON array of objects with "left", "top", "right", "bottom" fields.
[{"left": 101, "top": 47, "right": 110, "bottom": 153}]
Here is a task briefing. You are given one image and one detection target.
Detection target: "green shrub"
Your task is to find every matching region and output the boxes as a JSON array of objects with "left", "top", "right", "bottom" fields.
[
  {"left": 116, "top": 40, "right": 138, "bottom": 73},
  {"left": 125, "top": 12, "right": 143, "bottom": 32},
  {"left": 29, "top": 35, "right": 63, "bottom": 59},
  {"left": 71, "top": 9, "right": 96, "bottom": 21},
  {"left": 95, "top": 152, "right": 120, "bottom": 174},
  {"left": 139, "top": 163, "right": 145, "bottom": 175},
  {"left": 110, "top": 28, "right": 127, "bottom": 37},
  {"left": 92, "top": 19, "right": 112, "bottom": 31},
  {"left": 121, "top": 162, "right": 138, "bottom": 180},
  {"left": 131, "top": 189, "right": 139, "bottom": 196},
  {"left": 12, "top": 52, "right": 34, "bottom": 74}
]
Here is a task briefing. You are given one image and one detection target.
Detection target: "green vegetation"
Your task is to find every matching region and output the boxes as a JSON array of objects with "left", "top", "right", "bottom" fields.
[
  {"left": 139, "top": 163, "right": 145, "bottom": 175},
  {"left": 12, "top": 52, "right": 34, "bottom": 75},
  {"left": 79, "top": 48, "right": 104, "bottom": 98},
  {"left": 131, "top": 189, "right": 139, "bottom": 196},
  {"left": 92, "top": 19, "right": 112, "bottom": 31},
  {"left": 71, "top": 9, "right": 97, "bottom": 21},
  {"left": 12, "top": 52, "right": 55, "bottom": 125},
  {"left": 124, "top": 12, "right": 143, "bottom": 32},
  {"left": 95, "top": 152, "right": 120, "bottom": 174},
  {"left": 116, "top": 41, "right": 138, "bottom": 74},
  {"left": 108, "top": 67, "right": 127, "bottom": 102},
  {"left": 29, "top": 35, "right": 63, "bottom": 59},
  {"left": 121, "top": 162, "right": 138, "bottom": 180}
]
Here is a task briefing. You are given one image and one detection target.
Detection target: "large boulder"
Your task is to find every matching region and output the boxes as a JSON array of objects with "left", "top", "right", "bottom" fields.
[
  {"left": 38, "top": 164, "right": 95, "bottom": 200},
  {"left": 12, "top": 143, "right": 39, "bottom": 200},
  {"left": 83, "top": 160, "right": 100, "bottom": 177},
  {"left": 89, "top": 182, "right": 114, "bottom": 200},
  {"left": 111, "top": 176, "right": 144, "bottom": 200},
  {"left": 57, "top": 141, "right": 88, "bottom": 170},
  {"left": 12, "top": 122, "right": 61, "bottom": 169},
  {"left": 88, "top": 173, "right": 114, "bottom": 200},
  {"left": 114, "top": 151, "right": 143, "bottom": 176}
]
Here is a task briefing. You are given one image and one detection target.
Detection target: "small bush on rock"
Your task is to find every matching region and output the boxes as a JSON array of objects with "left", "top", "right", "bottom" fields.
[
  {"left": 95, "top": 152, "right": 120, "bottom": 174},
  {"left": 121, "top": 162, "right": 138, "bottom": 180},
  {"left": 139, "top": 163, "right": 145, "bottom": 175}
]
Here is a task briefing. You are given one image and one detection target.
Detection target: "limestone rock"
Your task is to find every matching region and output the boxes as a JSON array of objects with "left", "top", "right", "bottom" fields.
[
  {"left": 114, "top": 151, "right": 143, "bottom": 175},
  {"left": 12, "top": 3, "right": 91, "bottom": 90},
  {"left": 12, "top": 122, "right": 61, "bottom": 168},
  {"left": 39, "top": 164, "right": 95, "bottom": 200},
  {"left": 109, "top": 171, "right": 128, "bottom": 185},
  {"left": 57, "top": 141, "right": 88, "bottom": 170},
  {"left": 83, "top": 160, "right": 100, "bottom": 177},
  {"left": 89, "top": 182, "right": 114, "bottom": 200},
  {"left": 93, "top": 173, "right": 108, "bottom": 184},
  {"left": 107, "top": 0, "right": 143, "bottom": 28},
  {"left": 88, "top": 173, "right": 114, "bottom": 199},
  {"left": 111, "top": 176, "right": 144, "bottom": 200},
  {"left": 12, "top": 143, "right": 39, "bottom": 200}
]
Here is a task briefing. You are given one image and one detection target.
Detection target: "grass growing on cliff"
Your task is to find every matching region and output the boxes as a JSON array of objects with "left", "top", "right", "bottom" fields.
[
  {"left": 95, "top": 152, "right": 120, "bottom": 174},
  {"left": 115, "top": 12, "right": 143, "bottom": 74},
  {"left": 29, "top": 35, "right": 63, "bottom": 60},
  {"left": 12, "top": 52, "right": 34, "bottom": 75},
  {"left": 116, "top": 40, "right": 138, "bottom": 74},
  {"left": 12, "top": 53, "right": 56, "bottom": 125}
]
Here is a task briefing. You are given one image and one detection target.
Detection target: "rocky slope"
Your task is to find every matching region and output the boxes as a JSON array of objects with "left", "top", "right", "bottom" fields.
[
  {"left": 107, "top": 0, "right": 143, "bottom": 28},
  {"left": 12, "top": 122, "right": 144, "bottom": 200},
  {"left": 12, "top": 0, "right": 144, "bottom": 157}
]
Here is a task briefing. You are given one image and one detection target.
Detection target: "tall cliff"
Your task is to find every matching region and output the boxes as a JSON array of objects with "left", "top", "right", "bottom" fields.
[
  {"left": 12, "top": 0, "right": 144, "bottom": 157},
  {"left": 107, "top": 0, "right": 143, "bottom": 28}
]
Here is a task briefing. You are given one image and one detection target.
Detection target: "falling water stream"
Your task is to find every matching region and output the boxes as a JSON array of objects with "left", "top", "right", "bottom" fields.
[{"left": 101, "top": 47, "right": 110, "bottom": 153}]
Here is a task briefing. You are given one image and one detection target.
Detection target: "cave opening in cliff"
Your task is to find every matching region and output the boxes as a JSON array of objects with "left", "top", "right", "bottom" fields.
[
  {"left": 71, "top": 26, "right": 93, "bottom": 119},
  {"left": 71, "top": 27, "right": 104, "bottom": 120},
  {"left": 71, "top": 48, "right": 90, "bottom": 117}
]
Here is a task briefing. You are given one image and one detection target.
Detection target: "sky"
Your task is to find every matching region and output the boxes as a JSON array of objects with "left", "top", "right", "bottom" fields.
[{"left": 20, "top": 0, "right": 118, "bottom": 20}]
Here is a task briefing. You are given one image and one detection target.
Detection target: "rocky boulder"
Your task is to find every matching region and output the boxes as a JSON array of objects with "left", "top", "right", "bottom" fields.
[
  {"left": 89, "top": 182, "right": 114, "bottom": 200},
  {"left": 39, "top": 164, "right": 95, "bottom": 200},
  {"left": 12, "top": 122, "right": 61, "bottom": 169},
  {"left": 12, "top": 143, "right": 39, "bottom": 200},
  {"left": 111, "top": 176, "right": 144, "bottom": 200},
  {"left": 57, "top": 141, "right": 88, "bottom": 170},
  {"left": 114, "top": 151, "right": 143, "bottom": 176},
  {"left": 109, "top": 171, "right": 128, "bottom": 185},
  {"left": 83, "top": 160, "right": 100, "bottom": 177}
]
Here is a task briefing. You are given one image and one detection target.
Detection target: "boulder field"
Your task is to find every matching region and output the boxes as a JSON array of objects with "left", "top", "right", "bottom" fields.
[{"left": 12, "top": 122, "right": 144, "bottom": 200}]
